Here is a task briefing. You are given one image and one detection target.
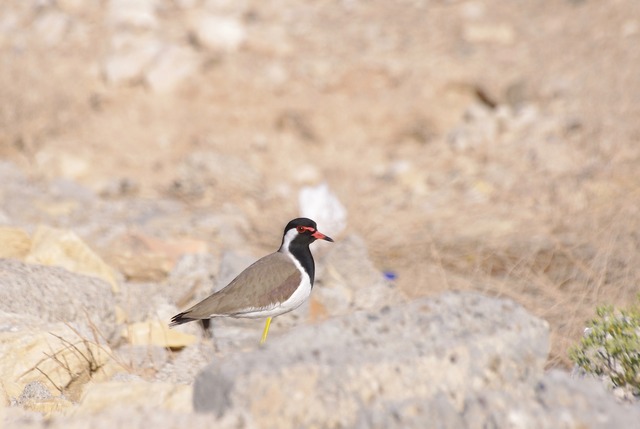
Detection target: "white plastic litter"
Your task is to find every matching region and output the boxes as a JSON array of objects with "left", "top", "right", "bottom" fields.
[{"left": 298, "top": 183, "right": 347, "bottom": 238}]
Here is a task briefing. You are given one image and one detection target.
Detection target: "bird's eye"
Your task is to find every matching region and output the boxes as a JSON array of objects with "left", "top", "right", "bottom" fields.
[{"left": 296, "top": 226, "right": 306, "bottom": 233}]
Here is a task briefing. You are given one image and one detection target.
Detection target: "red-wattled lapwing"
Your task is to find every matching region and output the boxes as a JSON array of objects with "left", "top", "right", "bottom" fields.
[{"left": 169, "top": 218, "right": 333, "bottom": 344}]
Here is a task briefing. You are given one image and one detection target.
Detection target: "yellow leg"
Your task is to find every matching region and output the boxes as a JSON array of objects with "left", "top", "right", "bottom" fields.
[{"left": 260, "top": 317, "right": 272, "bottom": 345}]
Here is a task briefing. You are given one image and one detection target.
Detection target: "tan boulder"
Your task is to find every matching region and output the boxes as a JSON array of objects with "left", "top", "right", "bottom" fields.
[
  {"left": 74, "top": 381, "right": 192, "bottom": 414},
  {"left": 0, "top": 314, "right": 126, "bottom": 403},
  {"left": 105, "top": 230, "right": 208, "bottom": 282},
  {"left": 26, "top": 225, "right": 120, "bottom": 293},
  {"left": 0, "top": 226, "right": 31, "bottom": 259},
  {"left": 122, "top": 320, "right": 197, "bottom": 348}
]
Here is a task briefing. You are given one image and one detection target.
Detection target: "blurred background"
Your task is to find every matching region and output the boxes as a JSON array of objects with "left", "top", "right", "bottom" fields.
[{"left": 1, "top": 0, "right": 639, "bottom": 368}]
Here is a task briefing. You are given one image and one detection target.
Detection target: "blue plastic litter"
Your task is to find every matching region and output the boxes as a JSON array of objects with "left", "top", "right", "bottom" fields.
[{"left": 383, "top": 271, "right": 397, "bottom": 280}]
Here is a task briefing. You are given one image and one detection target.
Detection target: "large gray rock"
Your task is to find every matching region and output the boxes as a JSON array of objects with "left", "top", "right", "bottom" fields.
[
  {"left": 2, "top": 408, "right": 241, "bottom": 429},
  {"left": 356, "top": 370, "right": 640, "bottom": 429},
  {"left": 193, "top": 292, "right": 549, "bottom": 427},
  {"left": 0, "top": 259, "right": 116, "bottom": 338},
  {"left": 530, "top": 370, "right": 640, "bottom": 428}
]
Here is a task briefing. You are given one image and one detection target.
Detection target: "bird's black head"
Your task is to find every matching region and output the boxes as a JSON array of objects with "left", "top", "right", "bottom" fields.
[{"left": 280, "top": 217, "right": 334, "bottom": 250}]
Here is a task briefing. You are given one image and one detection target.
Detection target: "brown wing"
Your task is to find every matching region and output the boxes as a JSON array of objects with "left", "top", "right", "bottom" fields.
[{"left": 182, "top": 252, "right": 302, "bottom": 318}]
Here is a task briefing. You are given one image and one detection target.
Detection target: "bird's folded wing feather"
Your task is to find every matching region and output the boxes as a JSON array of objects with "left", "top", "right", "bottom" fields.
[{"left": 183, "top": 252, "right": 302, "bottom": 318}]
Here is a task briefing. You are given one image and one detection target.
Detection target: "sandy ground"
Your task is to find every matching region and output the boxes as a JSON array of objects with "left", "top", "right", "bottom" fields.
[{"left": 1, "top": 0, "right": 639, "bottom": 366}]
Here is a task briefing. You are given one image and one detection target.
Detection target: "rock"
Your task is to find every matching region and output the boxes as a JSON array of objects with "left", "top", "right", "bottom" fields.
[
  {"left": 189, "top": 292, "right": 640, "bottom": 428},
  {"left": 115, "top": 282, "right": 176, "bottom": 326},
  {"left": 193, "top": 292, "right": 549, "bottom": 427},
  {"left": 0, "top": 312, "right": 125, "bottom": 403},
  {"left": 363, "top": 370, "right": 640, "bottom": 429},
  {"left": 115, "top": 345, "right": 168, "bottom": 375},
  {"left": 107, "top": 0, "right": 159, "bottom": 29},
  {"left": 102, "top": 34, "right": 162, "bottom": 85},
  {"left": 463, "top": 23, "right": 516, "bottom": 45},
  {"left": 317, "top": 234, "right": 403, "bottom": 316},
  {"left": 155, "top": 344, "right": 215, "bottom": 385},
  {"left": 0, "top": 210, "right": 9, "bottom": 224},
  {"left": 3, "top": 408, "right": 238, "bottom": 429},
  {"left": 0, "top": 226, "right": 31, "bottom": 259},
  {"left": 0, "top": 259, "right": 117, "bottom": 338},
  {"left": 49, "top": 178, "right": 97, "bottom": 204},
  {"left": 121, "top": 320, "right": 197, "bottom": 348},
  {"left": 187, "top": 208, "right": 249, "bottom": 250},
  {"left": 292, "top": 163, "right": 321, "bottom": 185},
  {"left": 169, "top": 252, "right": 218, "bottom": 305},
  {"left": 214, "top": 251, "right": 256, "bottom": 293},
  {"left": 145, "top": 45, "right": 201, "bottom": 93},
  {"left": 189, "top": 14, "right": 246, "bottom": 52},
  {"left": 174, "top": 151, "right": 263, "bottom": 200},
  {"left": 530, "top": 370, "right": 640, "bottom": 428},
  {"left": 354, "top": 393, "right": 465, "bottom": 429},
  {"left": 25, "top": 225, "right": 120, "bottom": 293},
  {"left": 622, "top": 20, "right": 639, "bottom": 37},
  {"left": 105, "top": 230, "right": 208, "bottom": 282},
  {"left": 174, "top": 0, "right": 199, "bottom": 8},
  {"left": 75, "top": 381, "right": 191, "bottom": 414},
  {"left": 34, "top": 151, "right": 90, "bottom": 181},
  {"left": 33, "top": 10, "right": 71, "bottom": 46},
  {"left": 0, "top": 161, "right": 28, "bottom": 184},
  {"left": 14, "top": 382, "right": 74, "bottom": 416},
  {"left": 447, "top": 103, "right": 500, "bottom": 150},
  {"left": 55, "top": 0, "right": 88, "bottom": 14},
  {"left": 17, "top": 382, "right": 52, "bottom": 403},
  {"left": 96, "top": 177, "right": 140, "bottom": 198}
]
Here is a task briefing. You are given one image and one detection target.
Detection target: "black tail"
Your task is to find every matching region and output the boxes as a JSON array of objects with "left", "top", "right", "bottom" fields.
[
  {"left": 169, "top": 313, "right": 212, "bottom": 339},
  {"left": 169, "top": 312, "right": 196, "bottom": 327},
  {"left": 169, "top": 312, "right": 211, "bottom": 334}
]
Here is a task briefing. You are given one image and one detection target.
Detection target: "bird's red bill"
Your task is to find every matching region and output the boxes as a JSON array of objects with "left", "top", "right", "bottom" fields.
[{"left": 312, "top": 230, "right": 334, "bottom": 242}]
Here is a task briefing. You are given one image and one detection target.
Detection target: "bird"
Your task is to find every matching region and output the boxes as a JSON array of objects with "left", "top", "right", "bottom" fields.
[{"left": 169, "top": 217, "right": 334, "bottom": 344}]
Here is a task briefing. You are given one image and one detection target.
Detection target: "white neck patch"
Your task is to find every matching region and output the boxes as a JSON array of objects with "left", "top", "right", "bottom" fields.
[{"left": 279, "top": 228, "right": 299, "bottom": 254}]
